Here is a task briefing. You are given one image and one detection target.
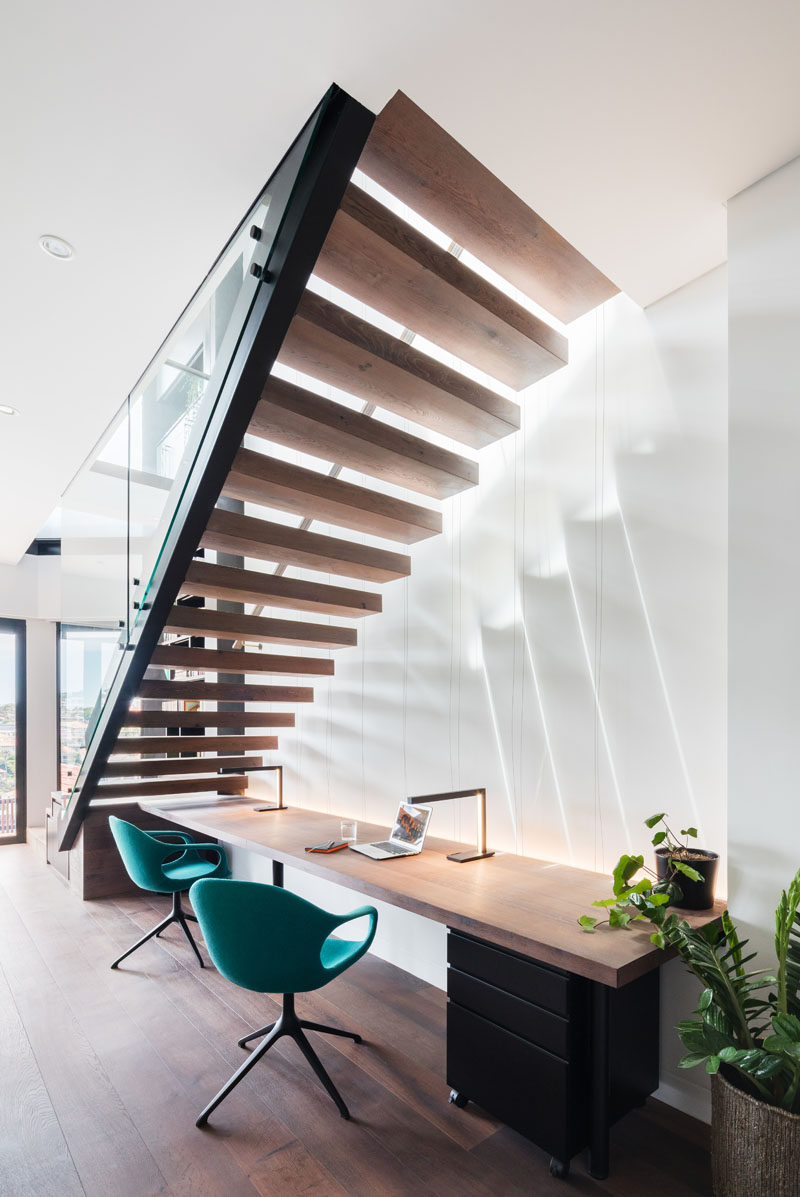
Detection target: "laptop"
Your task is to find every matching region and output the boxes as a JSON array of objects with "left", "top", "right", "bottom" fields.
[{"left": 350, "top": 802, "right": 432, "bottom": 860}]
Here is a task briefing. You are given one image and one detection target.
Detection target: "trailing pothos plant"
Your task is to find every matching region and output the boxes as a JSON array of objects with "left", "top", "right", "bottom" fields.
[
  {"left": 578, "top": 813, "right": 705, "bottom": 939},
  {"left": 578, "top": 816, "right": 800, "bottom": 1112}
]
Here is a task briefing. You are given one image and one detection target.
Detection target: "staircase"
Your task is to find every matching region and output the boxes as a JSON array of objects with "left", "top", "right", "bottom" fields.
[{"left": 59, "top": 87, "right": 616, "bottom": 849}]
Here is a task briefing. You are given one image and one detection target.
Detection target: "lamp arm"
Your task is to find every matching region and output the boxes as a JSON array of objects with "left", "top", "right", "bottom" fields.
[{"left": 406, "top": 788, "right": 489, "bottom": 860}]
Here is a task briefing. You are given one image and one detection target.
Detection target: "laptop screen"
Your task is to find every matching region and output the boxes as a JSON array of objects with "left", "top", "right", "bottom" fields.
[{"left": 389, "top": 803, "right": 432, "bottom": 848}]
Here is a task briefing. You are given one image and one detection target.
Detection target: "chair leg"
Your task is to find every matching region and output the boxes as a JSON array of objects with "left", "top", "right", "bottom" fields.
[
  {"left": 291, "top": 1027, "right": 351, "bottom": 1120},
  {"left": 200, "top": 993, "right": 355, "bottom": 1127},
  {"left": 238, "top": 1022, "right": 276, "bottom": 1049},
  {"left": 196, "top": 1021, "right": 284, "bottom": 1127},
  {"left": 299, "top": 1019, "right": 362, "bottom": 1044},
  {"left": 110, "top": 912, "right": 174, "bottom": 969},
  {"left": 177, "top": 912, "right": 205, "bottom": 968}
]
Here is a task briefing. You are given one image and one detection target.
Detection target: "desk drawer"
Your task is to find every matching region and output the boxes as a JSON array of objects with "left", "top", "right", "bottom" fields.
[
  {"left": 448, "top": 967, "right": 571, "bottom": 1059},
  {"left": 448, "top": 929, "right": 570, "bottom": 1015},
  {"left": 446, "top": 1003, "right": 586, "bottom": 1161}
]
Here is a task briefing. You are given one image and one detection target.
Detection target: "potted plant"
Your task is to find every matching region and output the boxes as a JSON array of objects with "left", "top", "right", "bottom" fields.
[
  {"left": 579, "top": 812, "right": 718, "bottom": 934},
  {"left": 579, "top": 828, "right": 800, "bottom": 1193}
]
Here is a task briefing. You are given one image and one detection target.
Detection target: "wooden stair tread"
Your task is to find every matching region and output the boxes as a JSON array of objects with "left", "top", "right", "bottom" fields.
[
  {"left": 314, "top": 183, "right": 568, "bottom": 390},
  {"left": 202, "top": 508, "right": 410, "bottom": 584},
  {"left": 138, "top": 681, "right": 313, "bottom": 702},
  {"left": 111, "top": 735, "right": 278, "bottom": 755},
  {"left": 151, "top": 643, "right": 334, "bottom": 676},
  {"left": 102, "top": 755, "right": 263, "bottom": 779},
  {"left": 250, "top": 377, "right": 478, "bottom": 500},
  {"left": 124, "top": 710, "right": 295, "bottom": 728},
  {"left": 94, "top": 775, "right": 248, "bottom": 800},
  {"left": 277, "top": 290, "right": 520, "bottom": 450},
  {"left": 358, "top": 90, "right": 618, "bottom": 325},
  {"left": 163, "top": 602, "right": 358, "bottom": 648},
  {"left": 222, "top": 446, "right": 442, "bottom": 544},
  {"left": 182, "top": 560, "right": 382, "bottom": 618}
]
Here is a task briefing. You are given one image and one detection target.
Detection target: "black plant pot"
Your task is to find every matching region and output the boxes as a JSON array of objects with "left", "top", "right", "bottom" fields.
[{"left": 655, "top": 847, "right": 719, "bottom": 910}]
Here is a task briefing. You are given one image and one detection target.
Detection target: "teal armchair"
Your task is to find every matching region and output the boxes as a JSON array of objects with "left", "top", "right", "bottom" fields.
[
  {"left": 108, "top": 816, "right": 230, "bottom": 970},
  {"left": 190, "top": 877, "right": 378, "bottom": 1125}
]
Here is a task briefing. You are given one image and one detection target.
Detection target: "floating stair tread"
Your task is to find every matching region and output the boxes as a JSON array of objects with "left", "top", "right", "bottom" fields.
[
  {"left": 102, "top": 755, "right": 263, "bottom": 779},
  {"left": 222, "top": 446, "right": 442, "bottom": 544},
  {"left": 182, "top": 560, "right": 382, "bottom": 618},
  {"left": 358, "top": 90, "right": 619, "bottom": 325},
  {"left": 138, "top": 681, "right": 313, "bottom": 702},
  {"left": 202, "top": 507, "right": 410, "bottom": 584},
  {"left": 164, "top": 602, "right": 357, "bottom": 649},
  {"left": 111, "top": 735, "right": 278, "bottom": 755},
  {"left": 250, "top": 377, "right": 478, "bottom": 500},
  {"left": 94, "top": 776, "right": 248, "bottom": 800},
  {"left": 315, "top": 184, "right": 568, "bottom": 390},
  {"left": 151, "top": 643, "right": 334, "bottom": 676},
  {"left": 125, "top": 710, "right": 296, "bottom": 729},
  {"left": 277, "top": 290, "right": 520, "bottom": 450}
]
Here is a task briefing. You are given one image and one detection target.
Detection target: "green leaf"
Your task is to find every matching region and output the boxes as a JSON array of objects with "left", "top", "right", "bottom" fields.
[
  {"left": 650, "top": 893, "right": 671, "bottom": 906},
  {"left": 612, "top": 855, "right": 644, "bottom": 897},
  {"left": 772, "top": 1012, "right": 800, "bottom": 1039},
  {"left": 678, "top": 1052, "right": 709, "bottom": 1069},
  {"left": 698, "top": 988, "right": 714, "bottom": 1011},
  {"left": 592, "top": 897, "right": 622, "bottom": 908},
  {"left": 652, "top": 831, "right": 667, "bottom": 846},
  {"left": 650, "top": 930, "right": 666, "bottom": 949},
  {"left": 645, "top": 813, "right": 666, "bottom": 829},
  {"left": 673, "top": 861, "right": 704, "bottom": 883},
  {"left": 706, "top": 1055, "right": 721, "bottom": 1074},
  {"left": 578, "top": 915, "right": 598, "bottom": 932},
  {"left": 609, "top": 909, "right": 632, "bottom": 929},
  {"left": 681, "top": 827, "right": 698, "bottom": 838}
]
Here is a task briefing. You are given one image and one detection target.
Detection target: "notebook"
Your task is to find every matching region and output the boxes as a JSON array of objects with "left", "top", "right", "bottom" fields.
[{"left": 349, "top": 802, "right": 432, "bottom": 860}]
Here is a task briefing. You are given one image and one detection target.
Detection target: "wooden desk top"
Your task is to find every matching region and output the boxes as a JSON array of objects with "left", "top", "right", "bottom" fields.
[{"left": 142, "top": 798, "right": 724, "bottom": 989}]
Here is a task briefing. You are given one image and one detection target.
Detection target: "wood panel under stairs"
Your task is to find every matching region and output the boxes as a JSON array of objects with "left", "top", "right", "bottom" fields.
[
  {"left": 110, "top": 735, "right": 278, "bottom": 756},
  {"left": 357, "top": 90, "right": 618, "bottom": 324},
  {"left": 314, "top": 184, "right": 568, "bottom": 390},
  {"left": 162, "top": 603, "right": 358, "bottom": 648},
  {"left": 201, "top": 508, "right": 410, "bottom": 582},
  {"left": 102, "top": 756, "right": 263, "bottom": 779},
  {"left": 94, "top": 776, "right": 248, "bottom": 801},
  {"left": 124, "top": 709, "right": 296, "bottom": 729},
  {"left": 277, "top": 290, "right": 520, "bottom": 449},
  {"left": 150, "top": 644, "right": 335, "bottom": 676},
  {"left": 249, "top": 377, "right": 478, "bottom": 499},
  {"left": 222, "top": 447, "right": 442, "bottom": 543},
  {"left": 138, "top": 681, "right": 313, "bottom": 703},
  {"left": 181, "top": 560, "right": 382, "bottom": 618}
]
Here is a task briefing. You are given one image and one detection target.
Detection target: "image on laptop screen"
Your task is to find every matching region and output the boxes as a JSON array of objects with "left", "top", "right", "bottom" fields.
[{"left": 391, "top": 803, "right": 432, "bottom": 846}]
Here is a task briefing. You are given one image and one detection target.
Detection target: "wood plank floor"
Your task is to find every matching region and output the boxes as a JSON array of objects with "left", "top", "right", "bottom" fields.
[{"left": 0, "top": 845, "right": 712, "bottom": 1196}]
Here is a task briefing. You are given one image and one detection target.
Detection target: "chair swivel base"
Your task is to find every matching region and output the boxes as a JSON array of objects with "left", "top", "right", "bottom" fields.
[
  {"left": 110, "top": 890, "right": 205, "bottom": 970},
  {"left": 196, "top": 993, "right": 360, "bottom": 1127}
]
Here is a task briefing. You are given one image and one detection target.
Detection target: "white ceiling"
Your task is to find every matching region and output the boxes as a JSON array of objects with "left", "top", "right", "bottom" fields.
[{"left": 2, "top": 0, "right": 799, "bottom": 565}]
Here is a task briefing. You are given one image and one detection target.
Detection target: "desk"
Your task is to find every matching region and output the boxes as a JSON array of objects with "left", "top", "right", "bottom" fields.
[{"left": 143, "top": 797, "right": 723, "bottom": 1179}]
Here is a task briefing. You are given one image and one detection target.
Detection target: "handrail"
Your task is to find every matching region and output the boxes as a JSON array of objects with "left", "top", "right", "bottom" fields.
[{"left": 58, "top": 85, "right": 374, "bottom": 851}]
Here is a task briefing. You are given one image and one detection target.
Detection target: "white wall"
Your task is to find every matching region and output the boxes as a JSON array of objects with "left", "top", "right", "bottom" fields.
[
  {"left": 728, "top": 157, "right": 800, "bottom": 961},
  {"left": 236, "top": 264, "right": 728, "bottom": 1119}
]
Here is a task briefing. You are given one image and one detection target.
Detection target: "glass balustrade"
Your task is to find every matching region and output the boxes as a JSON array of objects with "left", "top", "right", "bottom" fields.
[{"left": 58, "top": 89, "right": 337, "bottom": 814}]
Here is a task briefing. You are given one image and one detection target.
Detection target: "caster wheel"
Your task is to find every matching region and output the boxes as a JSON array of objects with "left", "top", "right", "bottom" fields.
[
  {"left": 448, "top": 1089, "right": 469, "bottom": 1109},
  {"left": 549, "top": 1158, "right": 570, "bottom": 1179}
]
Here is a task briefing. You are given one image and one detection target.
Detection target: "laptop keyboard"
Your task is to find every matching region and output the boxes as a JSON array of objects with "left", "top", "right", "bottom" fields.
[{"left": 372, "top": 841, "right": 411, "bottom": 855}]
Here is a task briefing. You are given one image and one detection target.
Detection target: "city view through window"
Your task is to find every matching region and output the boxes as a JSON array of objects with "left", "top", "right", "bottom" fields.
[{"left": 0, "top": 630, "right": 18, "bottom": 836}]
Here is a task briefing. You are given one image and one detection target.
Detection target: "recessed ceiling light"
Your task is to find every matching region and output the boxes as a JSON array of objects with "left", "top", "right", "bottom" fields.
[
  {"left": 0, "top": 404, "right": 19, "bottom": 416},
  {"left": 39, "top": 234, "right": 74, "bottom": 260}
]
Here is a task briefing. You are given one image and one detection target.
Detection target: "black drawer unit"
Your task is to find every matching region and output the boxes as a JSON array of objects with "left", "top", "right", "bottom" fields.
[{"left": 446, "top": 928, "right": 660, "bottom": 1180}]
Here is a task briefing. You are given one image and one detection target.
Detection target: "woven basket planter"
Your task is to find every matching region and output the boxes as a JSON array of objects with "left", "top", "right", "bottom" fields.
[{"left": 712, "top": 1069, "right": 800, "bottom": 1196}]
